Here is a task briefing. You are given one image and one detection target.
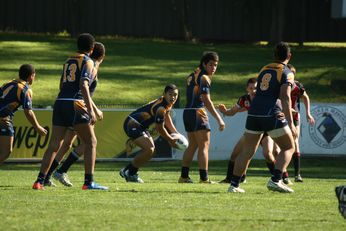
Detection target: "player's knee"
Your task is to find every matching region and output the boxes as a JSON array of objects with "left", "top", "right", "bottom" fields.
[
  {"left": 0, "top": 149, "right": 11, "bottom": 163},
  {"left": 146, "top": 146, "right": 155, "bottom": 155}
]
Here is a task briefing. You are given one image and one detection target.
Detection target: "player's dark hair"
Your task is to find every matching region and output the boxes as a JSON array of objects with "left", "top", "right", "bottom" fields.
[
  {"left": 247, "top": 77, "right": 257, "bottom": 86},
  {"left": 19, "top": 64, "right": 35, "bottom": 81},
  {"left": 274, "top": 42, "right": 290, "bottom": 61},
  {"left": 164, "top": 84, "right": 178, "bottom": 93},
  {"left": 77, "top": 33, "right": 95, "bottom": 53},
  {"left": 199, "top": 51, "right": 219, "bottom": 69},
  {"left": 90, "top": 42, "right": 105, "bottom": 61}
]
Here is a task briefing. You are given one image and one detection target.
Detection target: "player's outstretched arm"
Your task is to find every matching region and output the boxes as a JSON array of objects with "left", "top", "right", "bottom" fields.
[
  {"left": 218, "top": 104, "right": 242, "bottom": 116},
  {"left": 301, "top": 92, "right": 315, "bottom": 125},
  {"left": 23, "top": 109, "right": 47, "bottom": 136}
]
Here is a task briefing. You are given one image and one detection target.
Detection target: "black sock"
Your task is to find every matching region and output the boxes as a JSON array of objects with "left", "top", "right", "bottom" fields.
[
  {"left": 293, "top": 152, "right": 300, "bottom": 176},
  {"left": 199, "top": 169, "right": 208, "bottom": 181},
  {"left": 226, "top": 160, "right": 235, "bottom": 180},
  {"left": 230, "top": 175, "right": 242, "bottom": 187},
  {"left": 57, "top": 150, "right": 79, "bottom": 174},
  {"left": 45, "top": 159, "right": 60, "bottom": 182},
  {"left": 271, "top": 169, "right": 283, "bottom": 183},
  {"left": 127, "top": 163, "right": 138, "bottom": 175},
  {"left": 84, "top": 174, "right": 93, "bottom": 185},
  {"left": 181, "top": 166, "right": 190, "bottom": 178},
  {"left": 266, "top": 161, "right": 276, "bottom": 175},
  {"left": 36, "top": 172, "right": 46, "bottom": 184}
]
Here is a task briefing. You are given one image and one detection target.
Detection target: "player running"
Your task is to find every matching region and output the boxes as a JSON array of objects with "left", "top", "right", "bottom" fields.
[
  {"left": 33, "top": 33, "right": 108, "bottom": 190},
  {"left": 287, "top": 64, "right": 315, "bottom": 182},
  {"left": 43, "top": 42, "right": 105, "bottom": 187},
  {"left": 228, "top": 42, "right": 297, "bottom": 193},
  {"left": 218, "top": 78, "right": 279, "bottom": 184}
]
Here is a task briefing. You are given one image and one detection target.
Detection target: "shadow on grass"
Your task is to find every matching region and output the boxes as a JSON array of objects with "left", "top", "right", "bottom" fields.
[{"left": 2, "top": 157, "right": 345, "bottom": 180}]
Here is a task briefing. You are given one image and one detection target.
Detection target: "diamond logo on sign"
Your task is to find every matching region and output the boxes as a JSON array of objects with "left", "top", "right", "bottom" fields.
[
  {"left": 309, "top": 106, "right": 346, "bottom": 149},
  {"left": 317, "top": 113, "right": 341, "bottom": 143}
]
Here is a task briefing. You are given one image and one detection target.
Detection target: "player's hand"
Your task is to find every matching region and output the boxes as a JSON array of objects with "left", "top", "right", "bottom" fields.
[
  {"left": 0, "top": 117, "right": 11, "bottom": 126},
  {"left": 218, "top": 119, "right": 225, "bottom": 131},
  {"left": 89, "top": 110, "right": 97, "bottom": 125},
  {"left": 169, "top": 138, "right": 179, "bottom": 149},
  {"left": 307, "top": 114, "right": 315, "bottom": 125},
  {"left": 276, "top": 112, "right": 285, "bottom": 120},
  {"left": 95, "top": 108, "right": 103, "bottom": 121},
  {"left": 218, "top": 104, "right": 227, "bottom": 115},
  {"left": 36, "top": 125, "right": 48, "bottom": 136}
]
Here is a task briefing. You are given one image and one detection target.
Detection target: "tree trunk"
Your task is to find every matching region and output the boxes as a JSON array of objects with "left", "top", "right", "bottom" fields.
[
  {"left": 269, "top": 0, "right": 285, "bottom": 44},
  {"left": 171, "top": 0, "right": 193, "bottom": 41}
]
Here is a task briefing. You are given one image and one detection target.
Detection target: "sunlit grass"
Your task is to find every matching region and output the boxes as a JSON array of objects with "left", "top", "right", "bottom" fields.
[
  {"left": 1, "top": 33, "right": 345, "bottom": 108},
  {"left": 0, "top": 159, "right": 346, "bottom": 230}
]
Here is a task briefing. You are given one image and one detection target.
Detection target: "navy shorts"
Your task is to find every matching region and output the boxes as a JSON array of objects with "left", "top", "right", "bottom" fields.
[
  {"left": 0, "top": 117, "right": 14, "bottom": 136},
  {"left": 183, "top": 108, "right": 210, "bottom": 132},
  {"left": 123, "top": 117, "right": 150, "bottom": 140},
  {"left": 73, "top": 100, "right": 90, "bottom": 125},
  {"left": 52, "top": 100, "right": 75, "bottom": 127},
  {"left": 245, "top": 114, "right": 288, "bottom": 136}
]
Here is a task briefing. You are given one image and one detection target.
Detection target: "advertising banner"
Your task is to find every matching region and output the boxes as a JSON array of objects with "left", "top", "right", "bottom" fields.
[
  {"left": 10, "top": 109, "right": 173, "bottom": 159},
  {"left": 9, "top": 103, "right": 346, "bottom": 161}
]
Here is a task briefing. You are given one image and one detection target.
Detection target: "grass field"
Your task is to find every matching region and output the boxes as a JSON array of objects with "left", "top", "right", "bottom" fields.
[
  {"left": 0, "top": 159, "right": 346, "bottom": 230},
  {"left": 0, "top": 33, "right": 346, "bottom": 108}
]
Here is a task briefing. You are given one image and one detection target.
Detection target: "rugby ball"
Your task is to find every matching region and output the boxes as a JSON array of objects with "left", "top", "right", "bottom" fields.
[{"left": 171, "top": 133, "right": 189, "bottom": 150}]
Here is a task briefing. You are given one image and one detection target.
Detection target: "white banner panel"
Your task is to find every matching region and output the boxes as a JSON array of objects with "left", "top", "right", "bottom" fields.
[
  {"left": 172, "top": 103, "right": 346, "bottom": 160},
  {"left": 299, "top": 104, "right": 346, "bottom": 155}
]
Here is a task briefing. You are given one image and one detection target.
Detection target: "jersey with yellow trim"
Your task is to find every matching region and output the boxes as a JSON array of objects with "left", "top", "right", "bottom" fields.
[
  {"left": 185, "top": 69, "right": 210, "bottom": 109},
  {"left": 57, "top": 53, "right": 94, "bottom": 100},
  {"left": 249, "top": 62, "right": 294, "bottom": 116},
  {"left": 0, "top": 79, "right": 33, "bottom": 117},
  {"left": 129, "top": 96, "right": 172, "bottom": 129}
]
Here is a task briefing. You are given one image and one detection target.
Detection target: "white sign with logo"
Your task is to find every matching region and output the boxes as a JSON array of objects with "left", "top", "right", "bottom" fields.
[
  {"left": 172, "top": 103, "right": 346, "bottom": 160},
  {"left": 300, "top": 104, "right": 346, "bottom": 155}
]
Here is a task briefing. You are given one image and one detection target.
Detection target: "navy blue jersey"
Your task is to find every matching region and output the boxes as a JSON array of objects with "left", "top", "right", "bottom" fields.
[
  {"left": 57, "top": 53, "right": 94, "bottom": 100},
  {"left": 129, "top": 96, "right": 172, "bottom": 129},
  {"left": 185, "top": 69, "right": 211, "bottom": 109},
  {"left": 0, "top": 79, "right": 33, "bottom": 118},
  {"left": 249, "top": 62, "right": 294, "bottom": 116}
]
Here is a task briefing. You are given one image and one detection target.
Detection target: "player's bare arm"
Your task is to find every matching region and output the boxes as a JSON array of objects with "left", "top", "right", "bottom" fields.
[
  {"left": 23, "top": 109, "right": 47, "bottom": 136},
  {"left": 201, "top": 93, "right": 225, "bottom": 131},
  {"left": 301, "top": 92, "right": 315, "bottom": 125}
]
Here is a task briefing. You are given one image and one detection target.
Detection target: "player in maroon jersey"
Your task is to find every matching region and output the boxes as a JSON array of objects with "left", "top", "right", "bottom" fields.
[{"left": 287, "top": 64, "right": 315, "bottom": 182}]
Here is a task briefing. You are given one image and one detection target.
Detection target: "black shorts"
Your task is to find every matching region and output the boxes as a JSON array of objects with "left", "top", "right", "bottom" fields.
[
  {"left": 183, "top": 108, "right": 210, "bottom": 132},
  {"left": 52, "top": 100, "right": 75, "bottom": 127},
  {"left": 245, "top": 114, "right": 288, "bottom": 138},
  {"left": 0, "top": 117, "right": 14, "bottom": 136},
  {"left": 123, "top": 116, "right": 150, "bottom": 140},
  {"left": 73, "top": 100, "right": 90, "bottom": 125}
]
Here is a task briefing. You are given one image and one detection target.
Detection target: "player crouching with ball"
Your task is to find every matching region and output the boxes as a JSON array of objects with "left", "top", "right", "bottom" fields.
[{"left": 119, "top": 84, "right": 181, "bottom": 183}]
